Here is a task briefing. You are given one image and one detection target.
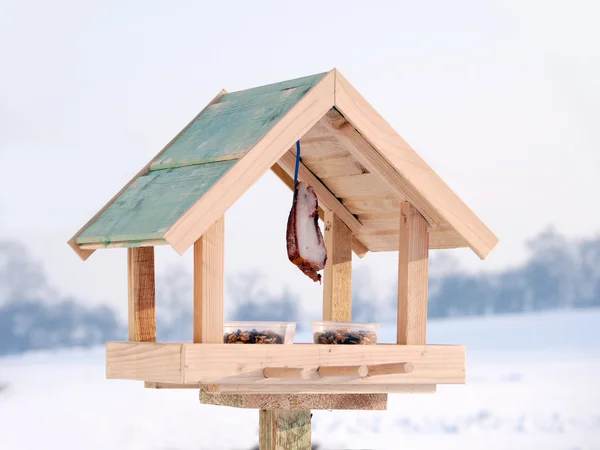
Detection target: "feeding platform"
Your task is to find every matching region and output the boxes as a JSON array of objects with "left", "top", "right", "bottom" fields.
[{"left": 69, "top": 68, "right": 497, "bottom": 448}]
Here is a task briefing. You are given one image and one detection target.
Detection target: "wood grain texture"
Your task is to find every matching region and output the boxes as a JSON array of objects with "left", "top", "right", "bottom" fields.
[
  {"left": 106, "top": 342, "right": 182, "bottom": 383},
  {"left": 193, "top": 216, "right": 224, "bottom": 344},
  {"left": 334, "top": 69, "right": 498, "bottom": 259},
  {"left": 76, "top": 160, "right": 237, "bottom": 244},
  {"left": 105, "top": 342, "right": 466, "bottom": 385},
  {"left": 150, "top": 73, "right": 327, "bottom": 170},
  {"left": 343, "top": 196, "right": 403, "bottom": 215},
  {"left": 322, "top": 211, "right": 352, "bottom": 322},
  {"left": 79, "top": 239, "right": 167, "bottom": 250},
  {"left": 321, "top": 173, "right": 394, "bottom": 198},
  {"left": 127, "top": 247, "right": 156, "bottom": 342},
  {"left": 397, "top": 202, "right": 429, "bottom": 345},
  {"left": 149, "top": 151, "right": 246, "bottom": 171},
  {"left": 164, "top": 70, "right": 336, "bottom": 255},
  {"left": 144, "top": 382, "right": 199, "bottom": 389},
  {"left": 260, "top": 410, "right": 312, "bottom": 450},
  {"left": 199, "top": 386, "right": 388, "bottom": 410},
  {"left": 263, "top": 367, "right": 311, "bottom": 379},
  {"left": 203, "top": 383, "right": 434, "bottom": 394},
  {"left": 300, "top": 153, "right": 367, "bottom": 179},
  {"left": 68, "top": 89, "right": 227, "bottom": 259}
]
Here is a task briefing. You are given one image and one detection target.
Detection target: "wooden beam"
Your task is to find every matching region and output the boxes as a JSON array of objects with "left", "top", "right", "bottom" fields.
[
  {"left": 144, "top": 382, "right": 199, "bottom": 389},
  {"left": 260, "top": 410, "right": 311, "bottom": 450},
  {"left": 79, "top": 239, "right": 167, "bottom": 250},
  {"left": 323, "top": 211, "right": 353, "bottom": 322},
  {"left": 149, "top": 151, "right": 246, "bottom": 171},
  {"left": 106, "top": 342, "right": 465, "bottom": 385},
  {"left": 270, "top": 163, "right": 368, "bottom": 258},
  {"left": 333, "top": 69, "right": 499, "bottom": 260},
  {"left": 193, "top": 216, "right": 225, "bottom": 344},
  {"left": 164, "top": 70, "right": 336, "bottom": 255},
  {"left": 68, "top": 89, "right": 228, "bottom": 261},
  {"left": 397, "top": 202, "right": 429, "bottom": 345},
  {"left": 127, "top": 247, "right": 156, "bottom": 342},
  {"left": 200, "top": 386, "right": 387, "bottom": 410},
  {"left": 203, "top": 383, "right": 435, "bottom": 395}
]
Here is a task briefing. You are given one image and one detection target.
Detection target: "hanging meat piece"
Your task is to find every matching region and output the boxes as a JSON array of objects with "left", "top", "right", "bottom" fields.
[{"left": 286, "top": 181, "right": 327, "bottom": 283}]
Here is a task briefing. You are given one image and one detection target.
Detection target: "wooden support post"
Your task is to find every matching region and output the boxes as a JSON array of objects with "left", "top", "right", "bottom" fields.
[
  {"left": 193, "top": 216, "right": 225, "bottom": 344},
  {"left": 397, "top": 202, "right": 429, "bottom": 345},
  {"left": 127, "top": 247, "right": 156, "bottom": 342},
  {"left": 259, "top": 410, "right": 312, "bottom": 450},
  {"left": 323, "top": 210, "right": 353, "bottom": 322}
]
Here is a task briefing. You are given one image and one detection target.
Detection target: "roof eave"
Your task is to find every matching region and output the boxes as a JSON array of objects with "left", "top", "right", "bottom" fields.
[
  {"left": 332, "top": 68, "right": 499, "bottom": 260},
  {"left": 67, "top": 89, "right": 229, "bottom": 262}
]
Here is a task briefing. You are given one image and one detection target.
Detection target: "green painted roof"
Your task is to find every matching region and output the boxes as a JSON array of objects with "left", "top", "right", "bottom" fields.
[{"left": 76, "top": 72, "right": 327, "bottom": 245}]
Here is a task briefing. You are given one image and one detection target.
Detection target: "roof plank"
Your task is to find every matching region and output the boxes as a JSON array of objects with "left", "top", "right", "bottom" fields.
[
  {"left": 67, "top": 89, "right": 228, "bottom": 260},
  {"left": 163, "top": 71, "right": 336, "bottom": 255},
  {"left": 150, "top": 73, "right": 327, "bottom": 170},
  {"left": 71, "top": 73, "right": 329, "bottom": 251},
  {"left": 75, "top": 160, "right": 238, "bottom": 244}
]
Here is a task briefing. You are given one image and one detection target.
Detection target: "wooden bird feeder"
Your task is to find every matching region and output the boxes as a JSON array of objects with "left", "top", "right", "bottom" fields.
[{"left": 68, "top": 69, "right": 498, "bottom": 449}]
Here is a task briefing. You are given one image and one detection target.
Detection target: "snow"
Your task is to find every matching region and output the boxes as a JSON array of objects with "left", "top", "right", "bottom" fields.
[{"left": 1, "top": 309, "right": 599, "bottom": 450}]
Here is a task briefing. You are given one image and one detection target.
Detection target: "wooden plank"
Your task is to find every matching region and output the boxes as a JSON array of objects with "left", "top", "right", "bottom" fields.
[
  {"left": 106, "top": 342, "right": 183, "bottom": 383},
  {"left": 353, "top": 231, "right": 467, "bottom": 252},
  {"left": 149, "top": 151, "right": 246, "bottom": 171},
  {"left": 150, "top": 73, "right": 328, "bottom": 170},
  {"left": 277, "top": 150, "right": 363, "bottom": 235},
  {"left": 270, "top": 164, "right": 368, "bottom": 258},
  {"left": 287, "top": 135, "right": 349, "bottom": 159},
  {"left": 397, "top": 202, "right": 429, "bottom": 345},
  {"left": 320, "top": 173, "right": 394, "bottom": 198},
  {"left": 343, "top": 196, "right": 403, "bottom": 215},
  {"left": 164, "top": 70, "right": 337, "bottom": 255},
  {"left": 200, "top": 386, "right": 388, "bottom": 411},
  {"left": 79, "top": 239, "right": 167, "bottom": 250},
  {"left": 144, "top": 382, "right": 199, "bottom": 389},
  {"left": 68, "top": 89, "right": 227, "bottom": 260},
  {"left": 300, "top": 154, "right": 367, "bottom": 178},
  {"left": 105, "top": 342, "right": 465, "bottom": 384},
  {"left": 323, "top": 211, "right": 352, "bottom": 322},
  {"left": 75, "top": 159, "right": 238, "bottom": 244},
  {"left": 127, "top": 247, "right": 156, "bottom": 342},
  {"left": 260, "top": 410, "right": 312, "bottom": 450},
  {"left": 193, "top": 216, "right": 224, "bottom": 344},
  {"left": 333, "top": 70, "right": 499, "bottom": 259},
  {"left": 204, "top": 384, "right": 435, "bottom": 394},
  {"left": 352, "top": 234, "right": 396, "bottom": 252},
  {"left": 357, "top": 211, "right": 402, "bottom": 230},
  {"left": 429, "top": 226, "right": 469, "bottom": 249}
]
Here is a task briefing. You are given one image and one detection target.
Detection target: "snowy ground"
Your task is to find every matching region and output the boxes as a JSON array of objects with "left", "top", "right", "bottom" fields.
[{"left": 1, "top": 309, "right": 599, "bottom": 450}]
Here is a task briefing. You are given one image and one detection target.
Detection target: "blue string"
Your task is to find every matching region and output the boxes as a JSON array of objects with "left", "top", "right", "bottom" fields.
[{"left": 294, "top": 140, "right": 301, "bottom": 186}]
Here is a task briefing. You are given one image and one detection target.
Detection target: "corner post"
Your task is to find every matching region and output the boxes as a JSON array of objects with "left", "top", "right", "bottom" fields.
[
  {"left": 323, "top": 210, "right": 353, "bottom": 321},
  {"left": 193, "top": 216, "right": 225, "bottom": 344},
  {"left": 127, "top": 247, "right": 156, "bottom": 342},
  {"left": 397, "top": 202, "right": 429, "bottom": 345}
]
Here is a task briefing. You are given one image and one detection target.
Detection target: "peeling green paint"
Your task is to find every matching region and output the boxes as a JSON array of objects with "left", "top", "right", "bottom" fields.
[
  {"left": 76, "top": 160, "right": 238, "bottom": 244},
  {"left": 75, "top": 72, "right": 328, "bottom": 245}
]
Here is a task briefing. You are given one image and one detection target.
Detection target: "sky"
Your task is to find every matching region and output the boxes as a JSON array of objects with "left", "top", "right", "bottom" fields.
[{"left": 0, "top": 0, "right": 599, "bottom": 318}]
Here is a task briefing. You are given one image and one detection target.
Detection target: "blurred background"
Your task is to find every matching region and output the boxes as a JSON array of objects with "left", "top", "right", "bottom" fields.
[{"left": 1, "top": 1, "right": 599, "bottom": 449}]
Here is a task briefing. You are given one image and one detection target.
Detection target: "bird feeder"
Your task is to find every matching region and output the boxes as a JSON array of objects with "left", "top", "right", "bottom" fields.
[{"left": 68, "top": 68, "right": 498, "bottom": 450}]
